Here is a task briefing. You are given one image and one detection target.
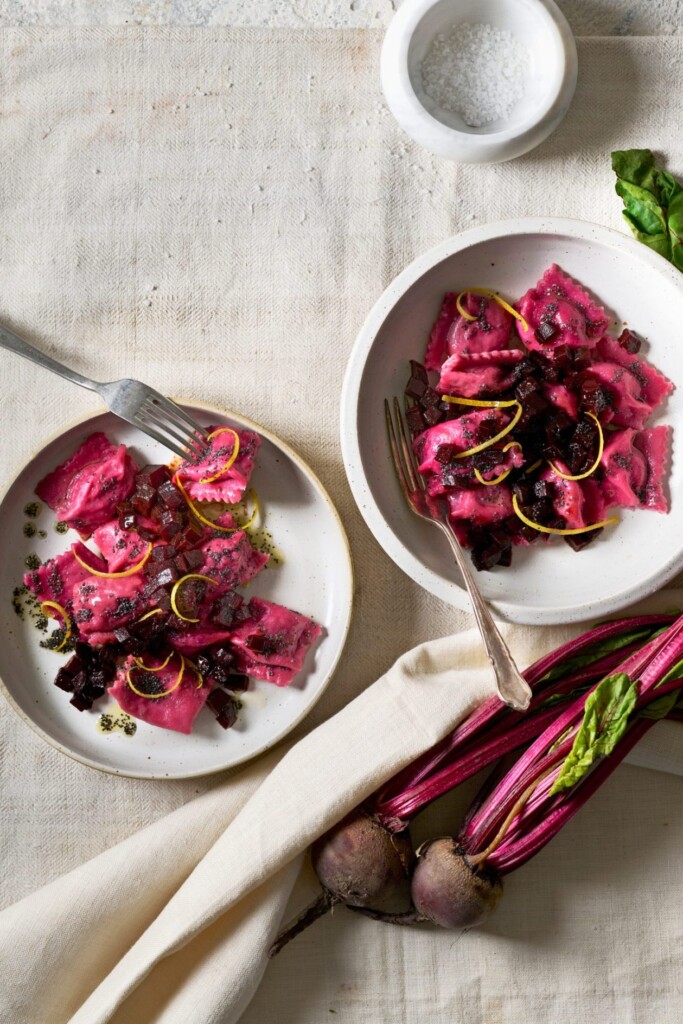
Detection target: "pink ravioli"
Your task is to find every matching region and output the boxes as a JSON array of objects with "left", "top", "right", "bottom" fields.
[
  {"left": 415, "top": 409, "right": 512, "bottom": 476},
  {"left": 540, "top": 468, "right": 607, "bottom": 530},
  {"left": 586, "top": 336, "right": 675, "bottom": 430},
  {"left": 72, "top": 573, "right": 146, "bottom": 645},
  {"left": 198, "top": 532, "right": 269, "bottom": 597},
  {"left": 92, "top": 520, "right": 153, "bottom": 573},
  {"left": 178, "top": 426, "right": 260, "bottom": 504},
  {"left": 516, "top": 265, "right": 611, "bottom": 353},
  {"left": 35, "top": 433, "right": 138, "bottom": 537},
  {"left": 109, "top": 655, "right": 209, "bottom": 734},
  {"left": 23, "top": 550, "right": 91, "bottom": 612},
  {"left": 446, "top": 483, "right": 513, "bottom": 527},
  {"left": 601, "top": 426, "right": 670, "bottom": 512},
  {"left": 228, "top": 597, "right": 322, "bottom": 686},
  {"left": 438, "top": 349, "right": 524, "bottom": 398},
  {"left": 424, "top": 293, "right": 514, "bottom": 370}
]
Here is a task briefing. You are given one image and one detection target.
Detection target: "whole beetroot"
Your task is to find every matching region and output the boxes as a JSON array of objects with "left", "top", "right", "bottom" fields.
[
  {"left": 269, "top": 809, "right": 414, "bottom": 956},
  {"left": 411, "top": 837, "right": 502, "bottom": 929}
]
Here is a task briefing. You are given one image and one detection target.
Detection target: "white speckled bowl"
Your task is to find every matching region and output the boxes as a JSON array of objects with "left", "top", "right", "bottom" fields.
[
  {"left": 381, "top": 0, "right": 578, "bottom": 163},
  {"left": 340, "top": 218, "right": 683, "bottom": 625}
]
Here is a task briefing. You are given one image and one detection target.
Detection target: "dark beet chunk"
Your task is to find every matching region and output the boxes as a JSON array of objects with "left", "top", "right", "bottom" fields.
[
  {"left": 535, "top": 320, "right": 559, "bottom": 344},
  {"left": 226, "top": 673, "right": 249, "bottom": 692},
  {"left": 409, "top": 360, "right": 428, "bottom": 384},
  {"left": 617, "top": 328, "right": 641, "bottom": 354},
  {"left": 422, "top": 404, "right": 442, "bottom": 427},
  {"left": 405, "top": 375, "right": 428, "bottom": 400},
  {"left": 157, "top": 479, "right": 185, "bottom": 510},
  {"left": 54, "top": 667, "right": 75, "bottom": 692},
  {"left": 405, "top": 405, "right": 426, "bottom": 435},
  {"left": 207, "top": 688, "right": 239, "bottom": 728},
  {"left": 211, "top": 646, "right": 234, "bottom": 669},
  {"left": 435, "top": 444, "right": 457, "bottom": 466},
  {"left": 565, "top": 529, "right": 601, "bottom": 551}
]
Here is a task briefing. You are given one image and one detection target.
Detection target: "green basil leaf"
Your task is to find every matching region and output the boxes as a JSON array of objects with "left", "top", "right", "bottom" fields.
[
  {"left": 550, "top": 673, "right": 638, "bottom": 795},
  {"left": 612, "top": 149, "right": 683, "bottom": 271}
]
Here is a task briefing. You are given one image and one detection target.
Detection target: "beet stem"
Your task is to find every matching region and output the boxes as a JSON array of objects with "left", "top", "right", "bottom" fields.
[{"left": 268, "top": 890, "right": 340, "bottom": 958}]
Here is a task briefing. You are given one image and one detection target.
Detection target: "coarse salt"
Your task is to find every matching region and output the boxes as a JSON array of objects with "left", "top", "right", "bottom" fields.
[{"left": 420, "top": 22, "right": 529, "bottom": 128}]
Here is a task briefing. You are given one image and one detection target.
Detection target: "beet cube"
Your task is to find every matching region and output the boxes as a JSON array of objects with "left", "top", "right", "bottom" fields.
[
  {"left": 405, "top": 376, "right": 428, "bottom": 400},
  {"left": 157, "top": 480, "right": 184, "bottom": 510},
  {"left": 70, "top": 691, "right": 93, "bottom": 711},
  {"left": 54, "top": 667, "right": 75, "bottom": 692},
  {"left": 405, "top": 405, "right": 426, "bottom": 434},
  {"left": 420, "top": 386, "right": 441, "bottom": 409},
  {"left": 535, "top": 321, "right": 558, "bottom": 344},
  {"left": 211, "top": 646, "right": 234, "bottom": 669},
  {"left": 409, "top": 360, "right": 429, "bottom": 384},
  {"left": 422, "top": 405, "right": 442, "bottom": 427},
  {"left": 227, "top": 673, "right": 249, "bottom": 692},
  {"left": 617, "top": 328, "right": 641, "bottom": 354}
]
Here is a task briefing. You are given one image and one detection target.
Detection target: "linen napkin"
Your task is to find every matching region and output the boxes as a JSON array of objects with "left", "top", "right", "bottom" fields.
[{"left": 1, "top": 601, "right": 682, "bottom": 1024}]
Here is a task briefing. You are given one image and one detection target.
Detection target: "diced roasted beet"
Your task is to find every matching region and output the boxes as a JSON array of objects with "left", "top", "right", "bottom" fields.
[
  {"left": 142, "top": 464, "right": 170, "bottom": 489},
  {"left": 433, "top": 444, "right": 455, "bottom": 466},
  {"left": 535, "top": 320, "right": 559, "bottom": 344},
  {"left": 70, "top": 670, "right": 88, "bottom": 694},
  {"left": 112, "top": 626, "right": 147, "bottom": 655},
  {"left": 211, "top": 646, "right": 234, "bottom": 669},
  {"left": 74, "top": 642, "right": 94, "bottom": 664},
  {"left": 155, "top": 508, "right": 185, "bottom": 540},
  {"left": 146, "top": 565, "right": 180, "bottom": 591},
  {"left": 54, "top": 667, "right": 75, "bottom": 692},
  {"left": 165, "top": 613, "right": 191, "bottom": 632},
  {"left": 131, "top": 611, "right": 168, "bottom": 641},
  {"left": 512, "top": 481, "right": 532, "bottom": 506},
  {"left": 617, "top": 328, "right": 642, "bottom": 354},
  {"left": 196, "top": 654, "right": 212, "bottom": 677},
  {"left": 148, "top": 587, "right": 172, "bottom": 612},
  {"left": 70, "top": 691, "right": 94, "bottom": 711},
  {"left": 551, "top": 344, "right": 573, "bottom": 368},
  {"left": 134, "top": 475, "right": 156, "bottom": 502},
  {"left": 157, "top": 480, "right": 185, "bottom": 510},
  {"left": 565, "top": 529, "right": 601, "bottom": 551},
  {"left": 420, "top": 386, "right": 441, "bottom": 409},
  {"left": 184, "top": 549, "right": 205, "bottom": 570},
  {"left": 409, "top": 360, "right": 429, "bottom": 384},
  {"left": 471, "top": 543, "right": 503, "bottom": 572},
  {"left": 405, "top": 375, "right": 428, "bottom": 400},
  {"left": 422, "top": 404, "right": 443, "bottom": 427},
  {"left": 150, "top": 545, "right": 171, "bottom": 563},
  {"left": 497, "top": 546, "right": 512, "bottom": 567},
  {"left": 532, "top": 479, "right": 552, "bottom": 501},
  {"left": 226, "top": 673, "right": 249, "bottom": 692},
  {"left": 515, "top": 378, "right": 538, "bottom": 402},
  {"left": 405, "top": 405, "right": 426, "bottom": 434},
  {"left": 210, "top": 664, "right": 229, "bottom": 686},
  {"left": 206, "top": 688, "right": 239, "bottom": 729}
]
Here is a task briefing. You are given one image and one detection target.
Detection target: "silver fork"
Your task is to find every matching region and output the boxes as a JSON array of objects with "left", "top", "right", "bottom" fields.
[
  {"left": 385, "top": 397, "right": 532, "bottom": 712},
  {"left": 0, "top": 321, "right": 209, "bottom": 462}
]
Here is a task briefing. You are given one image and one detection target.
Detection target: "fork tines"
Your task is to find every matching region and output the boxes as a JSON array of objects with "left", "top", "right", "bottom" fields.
[
  {"left": 385, "top": 397, "right": 424, "bottom": 503},
  {"left": 138, "top": 393, "right": 209, "bottom": 463}
]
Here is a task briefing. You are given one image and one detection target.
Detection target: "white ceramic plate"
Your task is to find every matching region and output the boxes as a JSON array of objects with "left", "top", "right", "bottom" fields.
[
  {"left": 341, "top": 217, "right": 683, "bottom": 625},
  {"left": 0, "top": 403, "right": 353, "bottom": 778}
]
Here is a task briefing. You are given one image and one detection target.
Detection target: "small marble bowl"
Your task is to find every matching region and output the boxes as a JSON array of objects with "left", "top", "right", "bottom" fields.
[{"left": 380, "top": 0, "right": 578, "bottom": 163}]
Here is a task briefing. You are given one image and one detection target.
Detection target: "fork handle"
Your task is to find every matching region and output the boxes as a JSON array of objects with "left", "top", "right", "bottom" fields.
[
  {"left": 438, "top": 521, "right": 532, "bottom": 712},
  {"left": 0, "top": 321, "right": 101, "bottom": 392}
]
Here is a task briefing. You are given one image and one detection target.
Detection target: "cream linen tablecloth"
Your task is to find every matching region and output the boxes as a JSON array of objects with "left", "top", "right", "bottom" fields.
[{"left": 1, "top": 28, "right": 683, "bottom": 1023}]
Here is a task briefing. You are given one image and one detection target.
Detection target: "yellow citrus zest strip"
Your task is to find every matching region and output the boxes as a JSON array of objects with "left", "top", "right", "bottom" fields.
[
  {"left": 198, "top": 427, "right": 240, "bottom": 485},
  {"left": 126, "top": 655, "right": 185, "bottom": 700},
  {"left": 525, "top": 459, "right": 543, "bottom": 475},
  {"left": 549, "top": 413, "right": 605, "bottom": 482},
  {"left": 170, "top": 573, "right": 218, "bottom": 624},
  {"left": 136, "top": 607, "right": 163, "bottom": 623},
  {"left": 40, "top": 600, "right": 72, "bottom": 652},
  {"left": 183, "top": 656, "right": 204, "bottom": 689},
  {"left": 174, "top": 473, "right": 259, "bottom": 535},
  {"left": 240, "top": 489, "right": 259, "bottom": 531},
  {"left": 133, "top": 651, "right": 174, "bottom": 673},
  {"left": 173, "top": 473, "right": 238, "bottom": 533},
  {"left": 456, "top": 288, "right": 529, "bottom": 333},
  {"left": 473, "top": 441, "right": 522, "bottom": 487},
  {"left": 512, "top": 493, "right": 618, "bottom": 536},
  {"left": 73, "top": 542, "right": 152, "bottom": 579},
  {"left": 441, "top": 396, "right": 523, "bottom": 459}
]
